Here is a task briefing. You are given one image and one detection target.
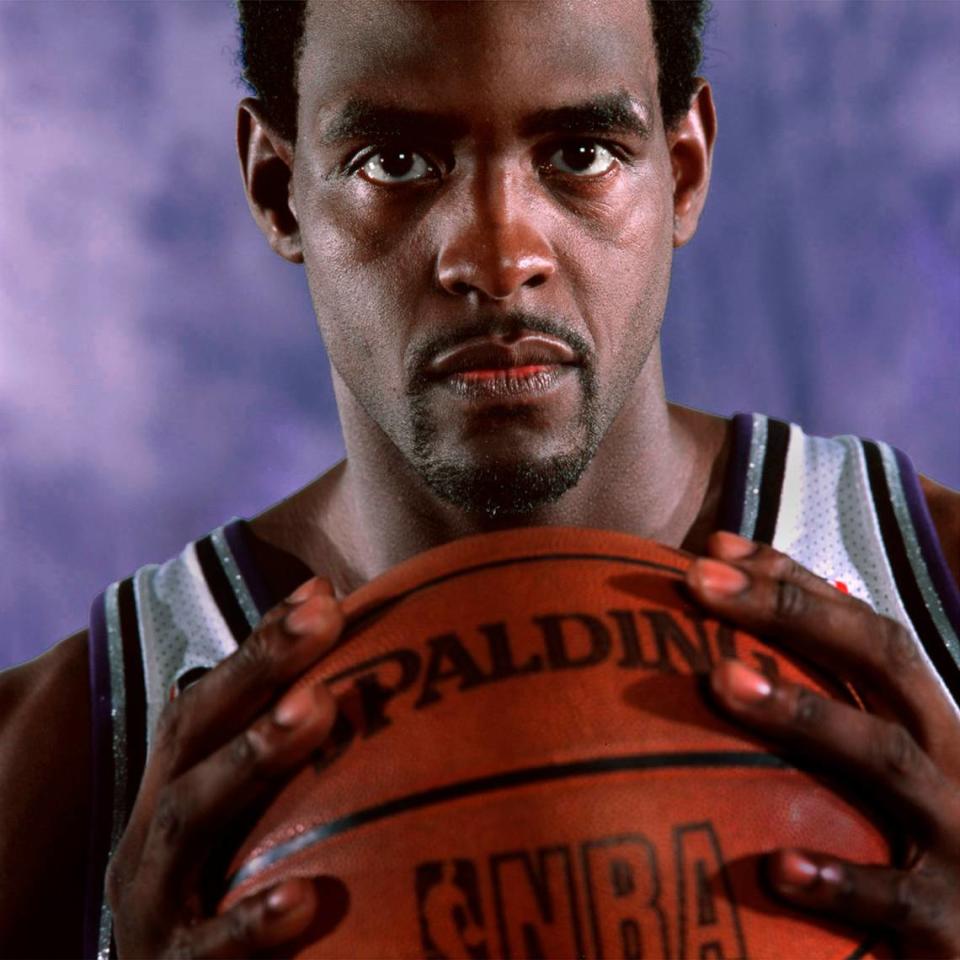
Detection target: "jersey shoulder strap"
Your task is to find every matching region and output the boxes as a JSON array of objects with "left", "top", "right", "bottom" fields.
[
  {"left": 84, "top": 518, "right": 275, "bottom": 959},
  {"left": 718, "top": 412, "right": 960, "bottom": 695}
]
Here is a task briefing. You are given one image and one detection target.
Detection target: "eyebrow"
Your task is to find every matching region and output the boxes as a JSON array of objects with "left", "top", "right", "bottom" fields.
[
  {"left": 320, "top": 91, "right": 649, "bottom": 146},
  {"left": 321, "top": 100, "right": 469, "bottom": 145},
  {"left": 519, "top": 92, "right": 650, "bottom": 140}
]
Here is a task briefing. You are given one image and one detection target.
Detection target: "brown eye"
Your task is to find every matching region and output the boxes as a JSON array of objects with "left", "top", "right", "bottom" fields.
[
  {"left": 547, "top": 142, "right": 617, "bottom": 177},
  {"left": 360, "top": 148, "right": 433, "bottom": 184}
]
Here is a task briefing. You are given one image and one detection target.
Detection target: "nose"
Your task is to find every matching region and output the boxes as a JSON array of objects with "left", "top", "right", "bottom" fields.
[{"left": 436, "top": 169, "right": 557, "bottom": 300}]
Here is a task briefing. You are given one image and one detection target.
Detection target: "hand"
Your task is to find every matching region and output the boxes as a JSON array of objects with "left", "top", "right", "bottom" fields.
[
  {"left": 106, "top": 576, "right": 344, "bottom": 958},
  {"left": 686, "top": 531, "right": 960, "bottom": 958}
]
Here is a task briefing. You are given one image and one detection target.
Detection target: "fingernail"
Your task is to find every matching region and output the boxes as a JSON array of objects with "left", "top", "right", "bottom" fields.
[
  {"left": 714, "top": 660, "right": 772, "bottom": 704},
  {"left": 776, "top": 849, "right": 820, "bottom": 889},
  {"left": 272, "top": 684, "right": 316, "bottom": 728},
  {"left": 284, "top": 597, "right": 336, "bottom": 636},
  {"left": 286, "top": 579, "right": 318, "bottom": 605},
  {"left": 266, "top": 881, "right": 305, "bottom": 914},
  {"left": 711, "top": 531, "right": 759, "bottom": 559},
  {"left": 819, "top": 863, "right": 845, "bottom": 887},
  {"left": 691, "top": 558, "right": 750, "bottom": 597}
]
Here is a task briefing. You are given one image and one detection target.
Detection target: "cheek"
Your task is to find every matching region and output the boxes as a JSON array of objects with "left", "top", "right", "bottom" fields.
[
  {"left": 562, "top": 169, "right": 675, "bottom": 358},
  {"left": 298, "top": 160, "right": 435, "bottom": 273},
  {"left": 299, "top": 232, "right": 393, "bottom": 403},
  {"left": 294, "top": 172, "right": 426, "bottom": 379},
  {"left": 600, "top": 158, "right": 676, "bottom": 276}
]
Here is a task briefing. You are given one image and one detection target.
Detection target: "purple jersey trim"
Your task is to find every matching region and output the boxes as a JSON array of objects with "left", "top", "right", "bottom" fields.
[
  {"left": 716, "top": 412, "right": 754, "bottom": 534},
  {"left": 84, "top": 590, "right": 113, "bottom": 960},
  {"left": 894, "top": 446, "right": 960, "bottom": 638},
  {"left": 224, "top": 517, "right": 274, "bottom": 617}
]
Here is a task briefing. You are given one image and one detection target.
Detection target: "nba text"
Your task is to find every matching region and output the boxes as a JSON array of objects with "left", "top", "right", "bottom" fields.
[{"left": 415, "top": 822, "right": 746, "bottom": 959}]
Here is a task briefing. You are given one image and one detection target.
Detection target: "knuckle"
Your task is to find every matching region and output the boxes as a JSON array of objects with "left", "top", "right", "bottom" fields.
[
  {"left": 226, "top": 903, "right": 255, "bottom": 948},
  {"left": 873, "top": 721, "right": 923, "bottom": 778},
  {"left": 791, "top": 685, "right": 825, "bottom": 728},
  {"left": 768, "top": 552, "right": 804, "bottom": 582},
  {"left": 907, "top": 863, "right": 952, "bottom": 933},
  {"left": 229, "top": 727, "right": 269, "bottom": 778},
  {"left": 763, "top": 551, "right": 830, "bottom": 594},
  {"left": 154, "top": 700, "right": 184, "bottom": 756},
  {"left": 154, "top": 784, "right": 187, "bottom": 844},
  {"left": 234, "top": 626, "right": 279, "bottom": 682},
  {"left": 774, "top": 577, "right": 809, "bottom": 621},
  {"left": 878, "top": 615, "right": 919, "bottom": 671},
  {"left": 258, "top": 605, "right": 287, "bottom": 629}
]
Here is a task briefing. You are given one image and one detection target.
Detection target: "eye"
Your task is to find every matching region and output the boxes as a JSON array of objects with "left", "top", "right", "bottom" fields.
[
  {"left": 358, "top": 147, "right": 436, "bottom": 184},
  {"left": 545, "top": 141, "right": 618, "bottom": 177}
]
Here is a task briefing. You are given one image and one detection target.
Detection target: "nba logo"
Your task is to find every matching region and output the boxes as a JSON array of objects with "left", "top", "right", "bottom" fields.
[{"left": 415, "top": 859, "right": 489, "bottom": 959}]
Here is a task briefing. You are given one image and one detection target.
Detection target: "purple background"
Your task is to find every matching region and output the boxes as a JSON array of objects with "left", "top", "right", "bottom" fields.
[{"left": 2, "top": 1, "right": 958, "bottom": 670}]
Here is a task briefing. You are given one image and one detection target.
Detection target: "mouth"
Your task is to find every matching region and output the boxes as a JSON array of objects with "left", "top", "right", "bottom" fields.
[{"left": 425, "top": 333, "right": 579, "bottom": 402}]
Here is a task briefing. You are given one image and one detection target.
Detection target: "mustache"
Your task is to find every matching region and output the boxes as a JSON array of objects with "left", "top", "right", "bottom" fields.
[{"left": 406, "top": 310, "right": 593, "bottom": 391}]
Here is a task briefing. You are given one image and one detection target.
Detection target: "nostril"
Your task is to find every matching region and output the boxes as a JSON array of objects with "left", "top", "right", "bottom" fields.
[
  {"left": 524, "top": 275, "right": 547, "bottom": 289},
  {"left": 451, "top": 281, "right": 473, "bottom": 296}
]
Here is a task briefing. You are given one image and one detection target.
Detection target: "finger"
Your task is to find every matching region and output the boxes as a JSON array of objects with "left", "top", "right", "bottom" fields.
[
  {"left": 146, "top": 579, "right": 343, "bottom": 789},
  {"left": 692, "top": 536, "right": 906, "bottom": 686},
  {"left": 685, "top": 543, "right": 948, "bottom": 732},
  {"left": 175, "top": 878, "right": 318, "bottom": 959},
  {"left": 141, "top": 679, "right": 338, "bottom": 896},
  {"left": 766, "top": 850, "right": 957, "bottom": 956},
  {"left": 709, "top": 660, "right": 951, "bottom": 835},
  {"left": 708, "top": 531, "right": 841, "bottom": 601},
  {"left": 113, "top": 580, "right": 342, "bottom": 908}
]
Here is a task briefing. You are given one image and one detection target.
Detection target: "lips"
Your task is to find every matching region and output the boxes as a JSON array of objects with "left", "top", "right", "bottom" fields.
[{"left": 426, "top": 333, "right": 578, "bottom": 379}]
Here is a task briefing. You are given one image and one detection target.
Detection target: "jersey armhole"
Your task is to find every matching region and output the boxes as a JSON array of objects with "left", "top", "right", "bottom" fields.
[
  {"left": 892, "top": 446, "right": 960, "bottom": 639},
  {"left": 715, "top": 412, "right": 756, "bottom": 534},
  {"left": 85, "top": 591, "right": 115, "bottom": 960}
]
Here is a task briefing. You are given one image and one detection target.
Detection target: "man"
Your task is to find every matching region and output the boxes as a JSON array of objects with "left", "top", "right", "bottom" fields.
[{"left": 1, "top": 1, "right": 958, "bottom": 957}]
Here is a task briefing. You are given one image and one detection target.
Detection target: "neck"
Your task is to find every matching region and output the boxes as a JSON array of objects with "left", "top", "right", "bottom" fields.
[{"left": 305, "top": 349, "right": 729, "bottom": 591}]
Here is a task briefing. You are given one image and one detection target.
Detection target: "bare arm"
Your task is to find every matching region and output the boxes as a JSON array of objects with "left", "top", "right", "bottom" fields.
[
  {"left": 0, "top": 630, "right": 90, "bottom": 958},
  {"left": 1, "top": 572, "right": 345, "bottom": 959}
]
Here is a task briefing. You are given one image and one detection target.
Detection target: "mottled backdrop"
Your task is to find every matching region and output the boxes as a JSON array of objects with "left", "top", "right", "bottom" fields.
[{"left": 1, "top": 1, "right": 957, "bottom": 669}]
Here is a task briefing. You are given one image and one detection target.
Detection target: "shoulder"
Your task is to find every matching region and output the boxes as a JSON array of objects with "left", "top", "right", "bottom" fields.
[
  {"left": 0, "top": 630, "right": 90, "bottom": 956},
  {"left": 0, "top": 629, "right": 90, "bottom": 807},
  {"left": 920, "top": 474, "right": 960, "bottom": 590}
]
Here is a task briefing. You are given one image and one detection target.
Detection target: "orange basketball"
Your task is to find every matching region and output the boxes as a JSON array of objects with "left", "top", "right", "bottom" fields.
[{"left": 219, "top": 527, "right": 891, "bottom": 958}]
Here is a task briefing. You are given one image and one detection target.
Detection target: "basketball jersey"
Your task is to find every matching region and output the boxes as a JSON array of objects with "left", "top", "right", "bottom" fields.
[{"left": 82, "top": 413, "right": 960, "bottom": 959}]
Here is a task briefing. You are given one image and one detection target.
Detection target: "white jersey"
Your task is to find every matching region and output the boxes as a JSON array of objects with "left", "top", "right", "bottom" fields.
[{"left": 82, "top": 413, "right": 960, "bottom": 958}]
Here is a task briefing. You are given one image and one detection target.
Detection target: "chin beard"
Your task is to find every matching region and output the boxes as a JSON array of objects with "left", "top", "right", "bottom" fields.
[
  {"left": 403, "top": 311, "right": 606, "bottom": 518},
  {"left": 407, "top": 375, "right": 605, "bottom": 520},
  {"left": 415, "top": 447, "right": 597, "bottom": 519},
  {"left": 408, "top": 375, "right": 604, "bottom": 519}
]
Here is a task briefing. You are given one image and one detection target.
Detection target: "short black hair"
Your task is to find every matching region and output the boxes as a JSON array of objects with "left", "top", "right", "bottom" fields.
[{"left": 236, "top": 1, "right": 709, "bottom": 142}]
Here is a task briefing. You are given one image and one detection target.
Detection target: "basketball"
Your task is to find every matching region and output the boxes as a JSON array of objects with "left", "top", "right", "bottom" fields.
[{"left": 218, "top": 527, "right": 892, "bottom": 958}]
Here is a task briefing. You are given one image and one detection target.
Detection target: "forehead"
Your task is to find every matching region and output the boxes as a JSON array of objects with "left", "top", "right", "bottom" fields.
[{"left": 298, "top": 0, "right": 658, "bottom": 129}]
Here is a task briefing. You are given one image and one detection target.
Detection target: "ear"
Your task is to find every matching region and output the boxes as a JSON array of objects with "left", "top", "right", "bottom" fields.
[
  {"left": 668, "top": 80, "right": 717, "bottom": 249},
  {"left": 237, "top": 98, "right": 303, "bottom": 264}
]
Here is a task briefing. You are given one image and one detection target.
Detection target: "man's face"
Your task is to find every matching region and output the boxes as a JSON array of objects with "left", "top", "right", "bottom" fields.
[{"left": 291, "top": 0, "right": 677, "bottom": 517}]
